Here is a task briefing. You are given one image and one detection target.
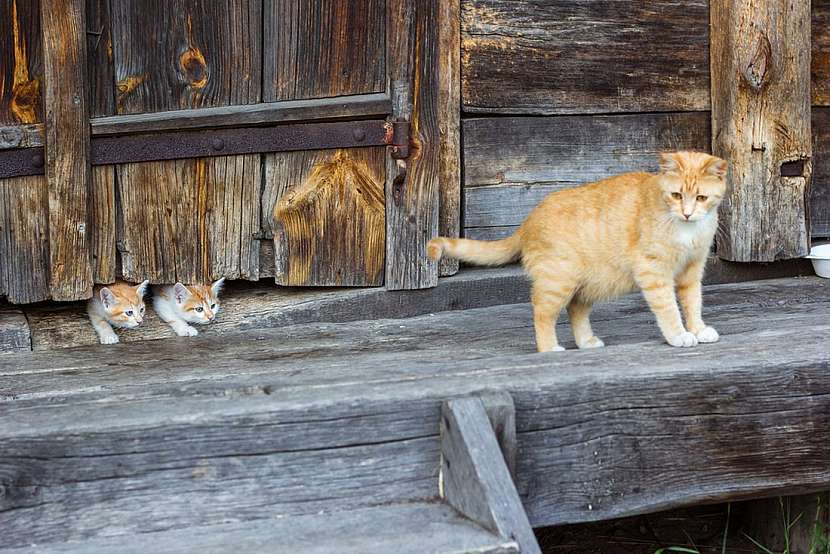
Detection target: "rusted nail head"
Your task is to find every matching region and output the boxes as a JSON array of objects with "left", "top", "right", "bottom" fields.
[
  {"left": 32, "top": 153, "right": 44, "bottom": 167},
  {"left": 212, "top": 138, "right": 225, "bottom": 151},
  {"left": 353, "top": 128, "right": 366, "bottom": 142}
]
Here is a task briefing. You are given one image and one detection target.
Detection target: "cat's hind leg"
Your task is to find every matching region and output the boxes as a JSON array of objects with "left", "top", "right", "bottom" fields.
[
  {"left": 567, "top": 296, "right": 604, "bottom": 349},
  {"left": 530, "top": 278, "right": 576, "bottom": 353}
]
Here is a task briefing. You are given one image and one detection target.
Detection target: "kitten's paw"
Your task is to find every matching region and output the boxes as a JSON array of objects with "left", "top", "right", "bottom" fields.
[
  {"left": 99, "top": 333, "right": 119, "bottom": 345},
  {"left": 667, "top": 331, "right": 698, "bottom": 348},
  {"left": 550, "top": 345, "right": 566, "bottom": 352},
  {"left": 695, "top": 326, "right": 719, "bottom": 343},
  {"left": 175, "top": 325, "right": 198, "bottom": 337},
  {"left": 577, "top": 336, "right": 605, "bottom": 349}
]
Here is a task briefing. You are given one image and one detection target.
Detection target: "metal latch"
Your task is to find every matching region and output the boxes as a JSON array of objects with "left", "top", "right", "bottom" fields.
[{"left": 385, "top": 119, "right": 410, "bottom": 159}]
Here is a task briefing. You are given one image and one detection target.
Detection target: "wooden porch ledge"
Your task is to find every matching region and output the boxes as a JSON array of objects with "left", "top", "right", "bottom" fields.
[{"left": 0, "top": 276, "right": 828, "bottom": 548}]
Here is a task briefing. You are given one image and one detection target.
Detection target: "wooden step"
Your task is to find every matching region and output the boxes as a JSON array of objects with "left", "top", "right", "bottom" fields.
[{"left": 0, "top": 502, "right": 519, "bottom": 554}]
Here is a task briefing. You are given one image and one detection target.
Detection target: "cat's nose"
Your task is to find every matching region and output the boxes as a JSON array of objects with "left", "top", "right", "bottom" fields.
[{"left": 683, "top": 213, "right": 691, "bottom": 220}]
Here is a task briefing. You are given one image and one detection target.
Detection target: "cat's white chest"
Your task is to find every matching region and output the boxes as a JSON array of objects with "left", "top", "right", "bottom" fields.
[{"left": 673, "top": 215, "right": 715, "bottom": 249}]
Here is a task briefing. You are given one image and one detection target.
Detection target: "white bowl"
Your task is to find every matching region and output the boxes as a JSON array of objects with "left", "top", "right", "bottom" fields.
[{"left": 806, "top": 244, "right": 830, "bottom": 278}]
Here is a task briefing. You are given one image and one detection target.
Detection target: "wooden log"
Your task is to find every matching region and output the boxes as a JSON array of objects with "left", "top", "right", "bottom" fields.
[
  {"left": 1, "top": 278, "right": 830, "bottom": 542},
  {"left": 814, "top": 0, "right": 830, "bottom": 106},
  {"left": 0, "top": 308, "right": 30, "bottom": 353},
  {"left": 460, "top": 0, "right": 710, "bottom": 114},
  {"left": 437, "top": 0, "right": 461, "bottom": 277},
  {"left": 110, "top": 0, "right": 262, "bottom": 284},
  {"left": 385, "top": 0, "right": 440, "bottom": 290},
  {"left": 441, "top": 397, "right": 541, "bottom": 554},
  {"left": 812, "top": 108, "right": 830, "bottom": 238},
  {"left": 40, "top": 0, "right": 94, "bottom": 300},
  {"left": 270, "top": 148, "right": 386, "bottom": 286},
  {"left": 5, "top": 503, "right": 519, "bottom": 554},
  {"left": 0, "top": 0, "right": 50, "bottom": 304},
  {"left": 711, "top": 0, "right": 812, "bottom": 261},
  {"left": 463, "top": 113, "right": 710, "bottom": 238}
]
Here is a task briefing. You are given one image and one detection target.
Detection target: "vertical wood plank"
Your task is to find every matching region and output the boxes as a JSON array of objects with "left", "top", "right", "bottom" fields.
[
  {"left": 711, "top": 0, "right": 812, "bottom": 261},
  {"left": 41, "top": 0, "right": 94, "bottom": 300},
  {"left": 386, "top": 0, "right": 440, "bottom": 290},
  {"left": 262, "top": 0, "right": 388, "bottom": 286},
  {"left": 812, "top": 108, "right": 830, "bottom": 238},
  {"left": 437, "top": 0, "right": 461, "bottom": 277},
  {"left": 0, "top": 0, "right": 50, "bottom": 304},
  {"left": 267, "top": 148, "right": 386, "bottom": 286},
  {"left": 86, "top": 0, "right": 116, "bottom": 284},
  {"left": 110, "top": 0, "right": 261, "bottom": 284}
]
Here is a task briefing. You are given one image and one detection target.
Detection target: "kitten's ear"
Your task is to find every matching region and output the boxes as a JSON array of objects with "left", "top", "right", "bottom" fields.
[
  {"left": 211, "top": 277, "right": 225, "bottom": 297},
  {"left": 658, "top": 152, "right": 680, "bottom": 174},
  {"left": 173, "top": 283, "right": 191, "bottom": 304},
  {"left": 100, "top": 287, "right": 116, "bottom": 308},
  {"left": 704, "top": 156, "right": 728, "bottom": 179},
  {"left": 135, "top": 279, "right": 150, "bottom": 298}
]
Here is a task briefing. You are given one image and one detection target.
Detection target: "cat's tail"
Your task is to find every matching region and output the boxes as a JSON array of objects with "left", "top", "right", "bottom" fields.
[{"left": 427, "top": 233, "right": 521, "bottom": 266}]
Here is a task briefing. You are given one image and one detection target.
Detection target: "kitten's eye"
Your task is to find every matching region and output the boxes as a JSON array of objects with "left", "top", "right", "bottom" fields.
[
  {"left": 696, "top": 195, "right": 708, "bottom": 202},
  {"left": 671, "top": 192, "right": 682, "bottom": 200},
  {"left": 140, "top": 307, "right": 145, "bottom": 313},
  {"left": 210, "top": 304, "right": 216, "bottom": 309},
  {"left": 125, "top": 310, "right": 134, "bottom": 316},
  {"left": 195, "top": 306, "right": 204, "bottom": 313}
]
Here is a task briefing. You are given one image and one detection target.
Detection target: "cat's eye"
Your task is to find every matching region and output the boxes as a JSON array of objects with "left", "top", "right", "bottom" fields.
[
  {"left": 140, "top": 307, "right": 145, "bottom": 313},
  {"left": 696, "top": 195, "right": 708, "bottom": 202},
  {"left": 195, "top": 306, "right": 204, "bottom": 313},
  {"left": 125, "top": 310, "right": 134, "bottom": 316},
  {"left": 671, "top": 192, "right": 682, "bottom": 200},
  {"left": 210, "top": 304, "right": 216, "bottom": 309}
]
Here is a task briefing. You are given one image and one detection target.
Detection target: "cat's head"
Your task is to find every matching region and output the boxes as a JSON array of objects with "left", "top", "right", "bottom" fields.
[
  {"left": 100, "top": 280, "right": 149, "bottom": 328},
  {"left": 171, "top": 278, "right": 225, "bottom": 324},
  {"left": 657, "top": 151, "right": 728, "bottom": 223}
]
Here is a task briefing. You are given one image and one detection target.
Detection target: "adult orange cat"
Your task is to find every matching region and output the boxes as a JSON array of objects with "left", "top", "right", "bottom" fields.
[{"left": 428, "top": 151, "right": 728, "bottom": 353}]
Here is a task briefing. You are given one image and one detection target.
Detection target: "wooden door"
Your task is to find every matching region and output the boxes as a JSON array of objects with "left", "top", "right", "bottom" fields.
[{"left": 0, "top": 0, "right": 453, "bottom": 303}]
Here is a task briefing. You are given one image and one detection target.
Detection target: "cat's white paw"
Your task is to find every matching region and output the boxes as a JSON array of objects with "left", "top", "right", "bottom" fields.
[
  {"left": 667, "top": 331, "right": 698, "bottom": 348},
  {"left": 550, "top": 345, "right": 566, "bottom": 352},
  {"left": 695, "top": 326, "right": 719, "bottom": 343},
  {"left": 577, "top": 336, "right": 605, "bottom": 349},
  {"left": 176, "top": 325, "right": 198, "bottom": 337},
  {"left": 99, "top": 332, "right": 119, "bottom": 345}
]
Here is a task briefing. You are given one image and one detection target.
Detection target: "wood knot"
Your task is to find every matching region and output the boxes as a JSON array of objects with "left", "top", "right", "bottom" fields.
[
  {"left": 180, "top": 46, "right": 208, "bottom": 89},
  {"left": 10, "top": 78, "right": 40, "bottom": 124},
  {"left": 116, "top": 74, "right": 147, "bottom": 111},
  {"left": 741, "top": 31, "right": 771, "bottom": 89}
]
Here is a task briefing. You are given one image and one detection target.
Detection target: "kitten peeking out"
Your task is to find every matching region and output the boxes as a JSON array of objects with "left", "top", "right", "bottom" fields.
[
  {"left": 429, "top": 151, "right": 728, "bottom": 353},
  {"left": 153, "top": 279, "right": 225, "bottom": 337},
  {"left": 87, "top": 280, "right": 150, "bottom": 344}
]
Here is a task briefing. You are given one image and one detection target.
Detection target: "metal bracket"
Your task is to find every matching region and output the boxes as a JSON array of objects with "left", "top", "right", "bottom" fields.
[{"left": 385, "top": 119, "right": 411, "bottom": 159}]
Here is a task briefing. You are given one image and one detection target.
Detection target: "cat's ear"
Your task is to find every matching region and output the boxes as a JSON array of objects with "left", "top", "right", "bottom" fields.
[
  {"left": 211, "top": 277, "right": 225, "bottom": 297},
  {"left": 704, "top": 156, "right": 728, "bottom": 179},
  {"left": 100, "top": 287, "right": 116, "bottom": 308},
  {"left": 173, "top": 283, "right": 191, "bottom": 304},
  {"left": 134, "top": 279, "right": 150, "bottom": 298},
  {"left": 658, "top": 152, "right": 681, "bottom": 174}
]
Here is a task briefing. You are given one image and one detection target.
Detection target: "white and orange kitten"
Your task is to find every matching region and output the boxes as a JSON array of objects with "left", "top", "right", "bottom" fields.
[
  {"left": 429, "top": 151, "right": 728, "bottom": 353},
  {"left": 153, "top": 279, "right": 225, "bottom": 337},
  {"left": 87, "top": 280, "right": 150, "bottom": 344}
]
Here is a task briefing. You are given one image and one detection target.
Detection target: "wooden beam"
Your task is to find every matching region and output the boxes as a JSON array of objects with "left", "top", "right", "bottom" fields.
[
  {"left": 40, "top": 0, "right": 93, "bottom": 300},
  {"left": 0, "top": 308, "right": 30, "bottom": 353},
  {"left": 441, "top": 396, "right": 541, "bottom": 554},
  {"left": 437, "top": 0, "right": 461, "bottom": 277},
  {"left": 385, "top": 0, "right": 440, "bottom": 290},
  {"left": 710, "top": 0, "right": 812, "bottom": 261}
]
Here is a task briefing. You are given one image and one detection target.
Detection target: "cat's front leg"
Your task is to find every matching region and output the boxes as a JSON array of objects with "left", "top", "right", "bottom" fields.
[
  {"left": 168, "top": 318, "right": 199, "bottom": 337},
  {"left": 677, "top": 259, "right": 719, "bottom": 343},
  {"left": 90, "top": 315, "right": 119, "bottom": 344},
  {"left": 635, "top": 265, "right": 697, "bottom": 347}
]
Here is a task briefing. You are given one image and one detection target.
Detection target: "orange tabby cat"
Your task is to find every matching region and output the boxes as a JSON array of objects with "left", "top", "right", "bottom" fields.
[
  {"left": 428, "top": 151, "right": 728, "bottom": 353},
  {"left": 153, "top": 280, "right": 224, "bottom": 337},
  {"left": 87, "top": 280, "right": 150, "bottom": 344}
]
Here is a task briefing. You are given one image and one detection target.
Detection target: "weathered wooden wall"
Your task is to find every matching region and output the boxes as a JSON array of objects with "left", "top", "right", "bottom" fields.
[{"left": 460, "top": 0, "right": 830, "bottom": 243}]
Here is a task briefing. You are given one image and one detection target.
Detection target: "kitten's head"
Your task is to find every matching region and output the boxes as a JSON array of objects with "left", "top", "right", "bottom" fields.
[
  {"left": 657, "top": 151, "right": 728, "bottom": 223},
  {"left": 100, "top": 280, "right": 149, "bottom": 328},
  {"left": 171, "top": 278, "right": 225, "bottom": 324}
]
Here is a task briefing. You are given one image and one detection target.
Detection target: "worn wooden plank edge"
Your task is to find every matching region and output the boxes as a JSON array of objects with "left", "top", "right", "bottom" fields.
[
  {"left": 441, "top": 396, "right": 541, "bottom": 554},
  {"left": 0, "top": 502, "right": 519, "bottom": 554},
  {"left": 0, "top": 309, "right": 31, "bottom": 353},
  {"left": 21, "top": 255, "right": 815, "bottom": 350}
]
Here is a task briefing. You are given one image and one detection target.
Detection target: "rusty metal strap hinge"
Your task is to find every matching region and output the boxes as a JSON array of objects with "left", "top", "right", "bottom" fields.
[{"left": 0, "top": 118, "right": 411, "bottom": 180}]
